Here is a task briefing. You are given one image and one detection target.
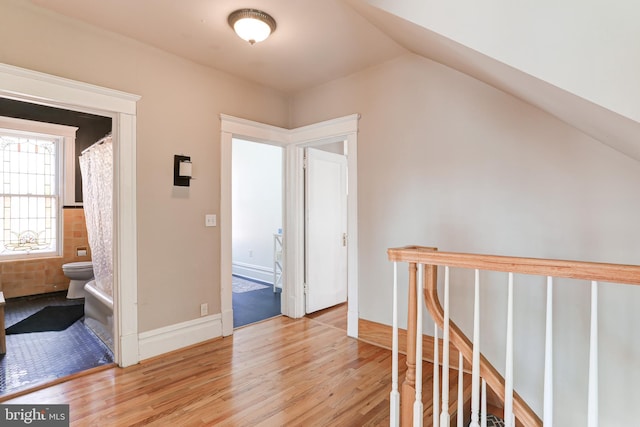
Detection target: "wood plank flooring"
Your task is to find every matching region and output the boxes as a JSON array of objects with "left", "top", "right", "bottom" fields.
[{"left": 3, "top": 305, "right": 466, "bottom": 426}]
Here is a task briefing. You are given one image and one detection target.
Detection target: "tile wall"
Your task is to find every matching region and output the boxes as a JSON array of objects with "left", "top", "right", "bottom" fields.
[{"left": 0, "top": 208, "right": 91, "bottom": 298}]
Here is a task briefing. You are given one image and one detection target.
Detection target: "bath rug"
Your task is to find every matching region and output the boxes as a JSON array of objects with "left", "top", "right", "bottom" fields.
[
  {"left": 232, "top": 276, "right": 270, "bottom": 293},
  {"left": 5, "top": 304, "right": 84, "bottom": 335}
]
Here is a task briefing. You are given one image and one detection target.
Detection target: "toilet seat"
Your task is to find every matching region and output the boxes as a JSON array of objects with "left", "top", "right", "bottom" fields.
[{"left": 63, "top": 261, "right": 93, "bottom": 270}]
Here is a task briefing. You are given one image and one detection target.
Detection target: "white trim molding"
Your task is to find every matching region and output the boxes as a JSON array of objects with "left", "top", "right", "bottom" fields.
[
  {"left": 0, "top": 63, "right": 138, "bottom": 115},
  {"left": 138, "top": 314, "right": 223, "bottom": 361},
  {"left": 0, "top": 62, "right": 141, "bottom": 367},
  {"left": 289, "top": 114, "right": 361, "bottom": 145},
  {"left": 114, "top": 112, "right": 139, "bottom": 367},
  {"left": 220, "top": 113, "right": 360, "bottom": 337},
  {"left": 345, "top": 130, "right": 359, "bottom": 338},
  {"left": 220, "top": 114, "right": 290, "bottom": 144},
  {"left": 232, "top": 261, "right": 274, "bottom": 284}
]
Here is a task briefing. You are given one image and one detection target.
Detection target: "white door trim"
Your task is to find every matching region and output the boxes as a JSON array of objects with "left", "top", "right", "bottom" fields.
[
  {"left": 220, "top": 114, "right": 359, "bottom": 337},
  {"left": 287, "top": 116, "right": 360, "bottom": 337},
  {"left": 220, "top": 115, "right": 289, "bottom": 336},
  {"left": 0, "top": 63, "right": 140, "bottom": 366}
]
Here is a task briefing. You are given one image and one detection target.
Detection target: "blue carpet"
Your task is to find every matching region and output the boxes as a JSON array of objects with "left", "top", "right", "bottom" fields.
[{"left": 232, "top": 281, "right": 281, "bottom": 328}]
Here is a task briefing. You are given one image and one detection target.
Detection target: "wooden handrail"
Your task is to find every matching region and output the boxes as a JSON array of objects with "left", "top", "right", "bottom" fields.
[
  {"left": 387, "top": 246, "right": 640, "bottom": 426},
  {"left": 388, "top": 245, "right": 640, "bottom": 285}
]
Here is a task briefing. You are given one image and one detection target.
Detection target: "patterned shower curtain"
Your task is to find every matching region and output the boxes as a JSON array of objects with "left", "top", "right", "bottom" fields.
[{"left": 79, "top": 136, "right": 113, "bottom": 298}]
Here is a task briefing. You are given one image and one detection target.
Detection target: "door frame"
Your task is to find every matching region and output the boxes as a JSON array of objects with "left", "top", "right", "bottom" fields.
[
  {"left": 220, "top": 114, "right": 359, "bottom": 337},
  {"left": 0, "top": 62, "right": 140, "bottom": 366}
]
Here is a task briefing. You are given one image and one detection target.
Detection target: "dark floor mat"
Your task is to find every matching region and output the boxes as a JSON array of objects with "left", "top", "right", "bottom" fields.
[
  {"left": 233, "top": 286, "right": 281, "bottom": 328},
  {"left": 6, "top": 304, "right": 84, "bottom": 334}
]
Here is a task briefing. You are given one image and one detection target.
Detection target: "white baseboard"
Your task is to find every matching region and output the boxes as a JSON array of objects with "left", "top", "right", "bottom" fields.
[
  {"left": 119, "top": 332, "right": 140, "bottom": 367},
  {"left": 222, "top": 309, "right": 233, "bottom": 337},
  {"left": 287, "top": 293, "right": 302, "bottom": 318},
  {"left": 232, "top": 261, "right": 273, "bottom": 284},
  {"left": 138, "top": 314, "right": 222, "bottom": 361},
  {"left": 347, "top": 308, "right": 358, "bottom": 338}
]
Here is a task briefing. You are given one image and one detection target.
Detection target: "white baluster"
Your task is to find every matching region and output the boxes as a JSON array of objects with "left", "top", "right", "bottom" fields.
[
  {"left": 543, "top": 276, "right": 554, "bottom": 427},
  {"left": 481, "top": 379, "right": 487, "bottom": 427},
  {"left": 390, "top": 262, "right": 400, "bottom": 427},
  {"left": 457, "top": 352, "right": 463, "bottom": 427},
  {"left": 504, "top": 272, "right": 514, "bottom": 427},
  {"left": 469, "top": 269, "right": 480, "bottom": 427},
  {"left": 587, "top": 281, "right": 599, "bottom": 427},
  {"left": 440, "top": 266, "right": 451, "bottom": 426},
  {"left": 414, "top": 263, "right": 424, "bottom": 427},
  {"left": 433, "top": 325, "right": 440, "bottom": 427}
]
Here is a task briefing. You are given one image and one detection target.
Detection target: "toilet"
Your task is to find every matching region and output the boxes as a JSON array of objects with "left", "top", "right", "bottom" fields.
[{"left": 62, "top": 261, "right": 94, "bottom": 299}]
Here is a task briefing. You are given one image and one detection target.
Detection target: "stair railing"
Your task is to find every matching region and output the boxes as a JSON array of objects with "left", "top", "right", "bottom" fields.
[{"left": 387, "top": 246, "right": 640, "bottom": 427}]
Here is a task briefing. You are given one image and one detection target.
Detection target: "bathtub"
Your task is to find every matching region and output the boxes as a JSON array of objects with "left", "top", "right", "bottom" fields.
[{"left": 84, "top": 280, "right": 114, "bottom": 352}]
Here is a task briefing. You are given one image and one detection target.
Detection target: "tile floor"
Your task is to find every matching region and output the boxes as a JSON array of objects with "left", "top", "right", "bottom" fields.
[{"left": 1, "top": 292, "right": 113, "bottom": 397}]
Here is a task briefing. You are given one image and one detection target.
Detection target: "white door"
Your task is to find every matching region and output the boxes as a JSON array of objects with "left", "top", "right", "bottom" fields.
[{"left": 305, "top": 147, "right": 348, "bottom": 314}]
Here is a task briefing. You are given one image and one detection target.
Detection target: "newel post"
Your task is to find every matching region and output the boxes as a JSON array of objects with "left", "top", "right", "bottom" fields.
[{"left": 401, "top": 262, "right": 418, "bottom": 426}]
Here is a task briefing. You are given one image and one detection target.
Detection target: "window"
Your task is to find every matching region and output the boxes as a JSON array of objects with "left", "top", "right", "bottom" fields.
[{"left": 0, "top": 116, "right": 77, "bottom": 260}]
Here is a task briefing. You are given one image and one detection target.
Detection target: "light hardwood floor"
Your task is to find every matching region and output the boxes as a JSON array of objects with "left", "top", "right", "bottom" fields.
[
  {"left": 3, "top": 305, "right": 408, "bottom": 426},
  {"left": 3, "top": 304, "right": 470, "bottom": 426}
]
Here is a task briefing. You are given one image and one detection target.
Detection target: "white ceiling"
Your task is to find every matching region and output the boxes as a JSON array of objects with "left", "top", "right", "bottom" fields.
[
  {"left": 29, "top": 0, "right": 407, "bottom": 94},
  {"left": 28, "top": 0, "right": 640, "bottom": 160}
]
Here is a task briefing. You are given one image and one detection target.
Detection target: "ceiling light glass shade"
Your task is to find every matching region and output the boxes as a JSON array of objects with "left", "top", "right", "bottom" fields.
[{"left": 228, "top": 9, "right": 277, "bottom": 45}]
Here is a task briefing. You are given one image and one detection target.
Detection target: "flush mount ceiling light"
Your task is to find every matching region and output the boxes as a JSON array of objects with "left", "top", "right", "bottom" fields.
[{"left": 228, "top": 8, "right": 276, "bottom": 45}]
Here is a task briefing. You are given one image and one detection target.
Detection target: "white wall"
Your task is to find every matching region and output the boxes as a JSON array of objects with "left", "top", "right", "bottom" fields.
[
  {"left": 366, "top": 0, "right": 640, "bottom": 124},
  {"left": 290, "top": 53, "right": 640, "bottom": 426},
  {"left": 232, "top": 139, "right": 283, "bottom": 284}
]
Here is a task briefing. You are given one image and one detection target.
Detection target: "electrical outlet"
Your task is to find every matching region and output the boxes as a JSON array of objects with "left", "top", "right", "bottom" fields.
[{"left": 200, "top": 303, "right": 208, "bottom": 316}]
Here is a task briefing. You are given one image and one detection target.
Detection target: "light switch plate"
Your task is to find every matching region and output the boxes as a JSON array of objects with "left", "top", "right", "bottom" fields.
[{"left": 205, "top": 214, "right": 216, "bottom": 227}]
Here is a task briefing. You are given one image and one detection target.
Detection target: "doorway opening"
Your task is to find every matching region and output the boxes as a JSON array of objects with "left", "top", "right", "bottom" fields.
[
  {"left": 231, "top": 138, "right": 284, "bottom": 327},
  {"left": 0, "top": 63, "right": 140, "bottom": 375},
  {"left": 0, "top": 98, "right": 116, "bottom": 396},
  {"left": 220, "top": 113, "right": 359, "bottom": 338}
]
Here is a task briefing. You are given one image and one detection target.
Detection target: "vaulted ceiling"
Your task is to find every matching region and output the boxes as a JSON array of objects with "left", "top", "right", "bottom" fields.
[
  {"left": 29, "top": 0, "right": 406, "bottom": 94},
  {"left": 28, "top": 0, "right": 640, "bottom": 161}
]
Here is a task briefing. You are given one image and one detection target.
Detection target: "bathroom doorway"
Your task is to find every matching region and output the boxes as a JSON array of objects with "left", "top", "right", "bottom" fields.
[
  {"left": 231, "top": 138, "right": 283, "bottom": 328},
  {"left": 0, "top": 97, "right": 116, "bottom": 396}
]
